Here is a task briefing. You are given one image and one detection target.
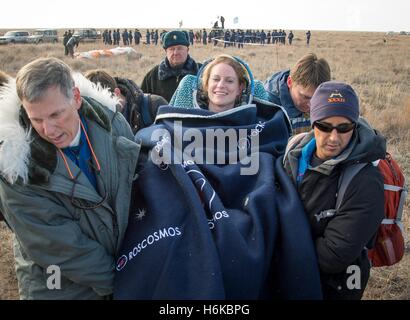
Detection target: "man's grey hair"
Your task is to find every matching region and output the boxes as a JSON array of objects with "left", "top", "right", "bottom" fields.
[{"left": 16, "top": 57, "right": 75, "bottom": 102}]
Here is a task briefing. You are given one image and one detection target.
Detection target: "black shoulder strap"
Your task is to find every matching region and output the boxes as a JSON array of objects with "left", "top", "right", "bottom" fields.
[
  {"left": 335, "top": 163, "right": 368, "bottom": 210},
  {"left": 140, "top": 94, "right": 153, "bottom": 127}
]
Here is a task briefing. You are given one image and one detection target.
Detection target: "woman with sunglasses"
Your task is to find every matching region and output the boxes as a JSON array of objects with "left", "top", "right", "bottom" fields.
[{"left": 282, "top": 81, "right": 386, "bottom": 300}]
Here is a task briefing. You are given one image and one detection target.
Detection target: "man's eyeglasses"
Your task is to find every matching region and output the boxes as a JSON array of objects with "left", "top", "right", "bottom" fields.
[{"left": 314, "top": 121, "right": 356, "bottom": 134}]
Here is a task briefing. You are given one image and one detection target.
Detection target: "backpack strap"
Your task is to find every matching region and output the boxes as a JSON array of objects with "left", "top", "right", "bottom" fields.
[
  {"left": 314, "top": 163, "right": 368, "bottom": 224},
  {"left": 396, "top": 185, "right": 408, "bottom": 222},
  {"left": 383, "top": 183, "right": 407, "bottom": 232},
  {"left": 140, "top": 94, "right": 153, "bottom": 127},
  {"left": 335, "top": 163, "right": 368, "bottom": 211}
]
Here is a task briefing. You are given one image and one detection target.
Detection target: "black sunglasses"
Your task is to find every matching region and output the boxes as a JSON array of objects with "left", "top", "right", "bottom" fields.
[{"left": 314, "top": 121, "right": 356, "bottom": 133}]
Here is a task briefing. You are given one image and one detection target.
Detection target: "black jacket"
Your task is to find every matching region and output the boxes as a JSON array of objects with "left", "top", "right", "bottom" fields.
[
  {"left": 283, "top": 118, "right": 386, "bottom": 299},
  {"left": 140, "top": 55, "right": 200, "bottom": 102}
]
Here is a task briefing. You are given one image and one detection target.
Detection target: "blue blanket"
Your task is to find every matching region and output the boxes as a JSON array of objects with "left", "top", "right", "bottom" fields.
[{"left": 114, "top": 104, "right": 322, "bottom": 299}]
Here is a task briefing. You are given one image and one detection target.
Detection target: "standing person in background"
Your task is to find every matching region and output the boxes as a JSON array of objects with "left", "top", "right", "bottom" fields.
[
  {"left": 66, "top": 35, "right": 79, "bottom": 58},
  {"left": 141, "top": 30, "right": 201, "bottom": 102},
  {"left": 63, "top": 31, "right": 69, "bottom": 55},
  {"left": 145, "top": 29, "right": 150, "bottom": 45},
  {"left": 188, "top": 30, "right": 194, "bottom": 45},
  {"left": 264, "top": 53, "right": 331, "bottom": 134},
  {"left": 107, "top": 30, "right": 112, "bottom": 45},
  {"left": 128, "top": 30, "right": 133, "bottom": 45},
  {"left": 288, "top": 31, "right": 294, "bottom": 45},
  {"left": 134, "top": 29, "right": 141, "bottom": 45},
  {"left": 202, "top": 28, "right": 208, "bottom": 45},
  {"left": 306, "top": 30, "right": 311, "bottom": 46},
  {"left": 67, "top": 29, "right": 73, "bottom": 43},
  {"left": 154, "top": 30, "right": 159, "bottom": 46},
  {"left": 122, "top": 29, "right": 129, "bottom": 46}
]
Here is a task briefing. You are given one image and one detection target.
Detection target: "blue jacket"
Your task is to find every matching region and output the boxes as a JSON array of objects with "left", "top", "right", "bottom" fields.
[
  {"left": 113, "top": 104, "right": 322, "bottom": 299},
  {"left": 264, "top": 70, "right": 311, "bottom": 134}
]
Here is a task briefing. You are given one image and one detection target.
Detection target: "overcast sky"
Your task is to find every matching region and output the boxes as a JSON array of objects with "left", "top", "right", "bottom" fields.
[{"left": 1, "top": 0, "right": 409, "bottom": 32}]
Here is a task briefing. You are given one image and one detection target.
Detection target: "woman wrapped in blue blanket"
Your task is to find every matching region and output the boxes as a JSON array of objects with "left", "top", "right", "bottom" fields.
[{"left": 114, "top": 54, "right": 323, "bottom": 300}]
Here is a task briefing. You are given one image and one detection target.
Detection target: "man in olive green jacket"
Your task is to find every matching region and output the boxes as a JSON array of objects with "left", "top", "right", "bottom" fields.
[{"left": 0, "top": 58, "right": 140, "bottom": 299}]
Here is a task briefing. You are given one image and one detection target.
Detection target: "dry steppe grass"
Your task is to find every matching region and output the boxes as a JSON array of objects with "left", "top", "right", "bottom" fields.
[{"left": 0, "top": 30, "right": 409, "bottom": 300}]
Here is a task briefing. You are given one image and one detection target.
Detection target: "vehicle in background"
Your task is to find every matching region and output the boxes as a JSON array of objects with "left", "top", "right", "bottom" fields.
[
  {"left": 73, "top": 28, "right": 100, "bottom": 42},
  {"left": 27, "top": 29, "right": 58, "bottom": 44},
  {"left": 0, "top": 30, "right": 30, "bottom": 44}
]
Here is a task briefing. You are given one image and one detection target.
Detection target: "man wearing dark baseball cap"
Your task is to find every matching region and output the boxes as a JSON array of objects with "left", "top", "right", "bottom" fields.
[
  {"left": 141, "top": 30, "right": 201, "bottom": 102},
  {"left": 283, "top": 81, "right": 386, "bottom": 299}
]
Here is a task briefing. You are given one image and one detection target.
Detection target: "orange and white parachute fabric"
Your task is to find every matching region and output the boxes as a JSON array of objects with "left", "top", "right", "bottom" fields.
[{"left": 74, "top": 47, "right": 138, "bottom": 59}]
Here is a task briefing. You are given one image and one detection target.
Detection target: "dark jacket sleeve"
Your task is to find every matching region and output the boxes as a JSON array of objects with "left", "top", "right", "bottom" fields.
[
  {"left": 316, "top": 165, "right": 384, "bottom": 273},
  {"left": 140, "top": 74, "right": 149, "bottom": 93},
  {"left": 141, "top": 66, "right": 156, "bottom": 94}
]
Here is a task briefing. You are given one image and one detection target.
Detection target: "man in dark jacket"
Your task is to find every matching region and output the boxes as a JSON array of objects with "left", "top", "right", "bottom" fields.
[
  {"left": 264, "top": 53, "right": 331, "bottom": 135},
  {"left": 63, "top": 31, "right": 69, "bottom": 55},
  {"left": 134, "top": 29, "right": 141, "bottom": 45},
  {"left": 288, "top": 31, "right": 294, "bottom": 45},
  {"left": 66, "top": 35, "right": 79, "bottom": 58},
  {"left": 141, "top": 30, "right": 201, "bottom": 102},
  {"left": 306, "top": 30, "right": 311, "bottom": 45},
  {"left": 283, "top": 81, "right": 386, "bottom": 300},
  {"left": 85, "top": 69, "right": 167, "bottom": 134}
]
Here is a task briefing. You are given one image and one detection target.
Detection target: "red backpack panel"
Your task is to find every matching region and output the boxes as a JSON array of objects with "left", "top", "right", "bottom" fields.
[{"left": 367, "top": 153, "right": 407, "bottom": 267}]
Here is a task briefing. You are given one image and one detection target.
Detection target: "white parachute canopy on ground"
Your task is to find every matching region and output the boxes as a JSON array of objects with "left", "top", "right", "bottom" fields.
[{"left": 74, "top": 46, "right": 140, "bottom": 60}]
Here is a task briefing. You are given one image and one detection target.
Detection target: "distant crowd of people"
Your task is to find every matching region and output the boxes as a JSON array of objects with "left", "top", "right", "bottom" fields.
[
  {"left": 61, "top": 27, "right": 312, "bottom": 59},
  {"left": 96, "top": 28, "right": 312, "bottom": 47}
]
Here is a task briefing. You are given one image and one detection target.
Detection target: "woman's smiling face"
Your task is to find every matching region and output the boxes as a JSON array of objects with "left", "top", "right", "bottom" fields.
[{"left": 207, "top": 62, "right": 244, "bottom": 113}]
